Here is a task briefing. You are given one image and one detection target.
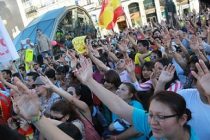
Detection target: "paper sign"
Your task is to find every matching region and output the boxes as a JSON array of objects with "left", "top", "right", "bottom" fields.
[
  {"left": 72, "top": 36, "right": 87, "bottom": 54},
  {"left": 24, "top": 49, "right": 33, "bottom": 63}
]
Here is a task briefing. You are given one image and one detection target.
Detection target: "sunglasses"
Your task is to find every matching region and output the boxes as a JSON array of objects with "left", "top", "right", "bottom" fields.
[{"left": 50, "top": 115, "right": 65, "bottom": 121}]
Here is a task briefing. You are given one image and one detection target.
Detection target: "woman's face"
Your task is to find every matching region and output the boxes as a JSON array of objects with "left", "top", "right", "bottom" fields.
[
  {"left": 148, "top": 100, "right": 185, "bottom": 139},
  {"left": 142, "top": 66, "right": 152, "bottom": 80},
  {"left": 103, "top": 76, "right": 115, "bottom": 90},
  {"left": 116, "top": 84, "right": 132, "bottom": 101},
  {"left": 116, "top": 59, "right": 125, "bottom": 70},
  {"left": 154, "top": 62, "right": 164, "bottom": 78},
  {"left": 67, "top": 87, "right": 79, "bottom": 99}
]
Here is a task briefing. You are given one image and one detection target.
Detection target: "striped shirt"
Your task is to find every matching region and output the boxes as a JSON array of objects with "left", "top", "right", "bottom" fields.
[{"left": 167, "top": 80, "right": 183, "bottom": 93}]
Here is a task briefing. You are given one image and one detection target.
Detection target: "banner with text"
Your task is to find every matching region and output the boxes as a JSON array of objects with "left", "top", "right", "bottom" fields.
[{"left": 0, "top": 18, "right": 19, "bottom": 65}]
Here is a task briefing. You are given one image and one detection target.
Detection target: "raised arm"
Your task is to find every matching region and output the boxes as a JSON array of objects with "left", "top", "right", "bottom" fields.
[
  {"left": 139, "top": 52, "right": 151, "bottom": 67},
  {"left": 86, "top": 43, "right": 110, "bottom": 72},
  {"left": 12, "top": 78, "right": 73, "bottom": 140},
  {"left": 41, "top": 76, "right": 92, "bottom": 121},
  {"left": 74, "top": 57, "right": 134, "bottom": 123},
  {"left": 102, "top": 44, "right": 119, "bottom": 62}
]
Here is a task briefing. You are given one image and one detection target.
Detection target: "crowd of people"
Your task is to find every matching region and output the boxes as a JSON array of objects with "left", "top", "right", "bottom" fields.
[{"left": 0, "top": 8, "right": 210, "bottom": 140}]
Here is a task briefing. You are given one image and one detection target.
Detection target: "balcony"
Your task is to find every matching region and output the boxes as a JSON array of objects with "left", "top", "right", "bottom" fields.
[
  {"left": 25, "top": 6, "right": 37, "bottom": 17},
  {"left": 144, "top": 3, "right": 155, "bottom": 10}
]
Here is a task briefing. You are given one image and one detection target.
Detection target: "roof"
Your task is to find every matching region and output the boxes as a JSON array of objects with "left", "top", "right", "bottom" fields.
[{"left": 13, "top": 5, "right": 92, "bottom": 51}]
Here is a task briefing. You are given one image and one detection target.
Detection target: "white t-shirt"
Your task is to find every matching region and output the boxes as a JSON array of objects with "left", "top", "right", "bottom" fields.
[{"left": 177, "top": 88, "right": 210, "bottom": 140}]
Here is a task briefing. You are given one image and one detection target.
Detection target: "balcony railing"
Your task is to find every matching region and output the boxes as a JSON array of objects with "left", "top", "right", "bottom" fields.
[{"left": 25, "top": 6, "right": 37, "bottom": 17}]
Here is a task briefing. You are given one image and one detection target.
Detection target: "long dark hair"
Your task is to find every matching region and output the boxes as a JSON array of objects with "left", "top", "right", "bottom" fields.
[
  {"left": 70, "top": 83, "right": 94, "bottom": 107},
  {"left": 50, "top": 99, "right": 80, "bottom": 122},
  {"left": 104, "top": 70, "right": 121, "bottom": 89}
]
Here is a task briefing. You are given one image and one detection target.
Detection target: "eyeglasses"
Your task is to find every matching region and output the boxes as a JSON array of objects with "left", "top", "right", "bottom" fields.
[
  {"left": 148, "top": 113, "right": 178, "bottom": 122},
  {"left": 50, "top": 115, "right": 65, "bottom": 121}
]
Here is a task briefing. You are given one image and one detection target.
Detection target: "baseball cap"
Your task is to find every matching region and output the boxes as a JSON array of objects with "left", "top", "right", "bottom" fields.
[{"left": 33, "top": 76, "right": 45, "bottom": 85}]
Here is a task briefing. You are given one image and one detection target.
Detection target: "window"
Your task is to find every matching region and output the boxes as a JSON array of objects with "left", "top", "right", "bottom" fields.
[
  {"left": 143, "top": 0, "right": 155, "bottom": 10},
  {"left": 87, "top": 0, "right": 91, "bottom": 4},
  {"left": 21, "top": 0, "right": 30, "bottom": 3},
  {"left": 128, "top": 3, "right": 140, "bottom": 14}
]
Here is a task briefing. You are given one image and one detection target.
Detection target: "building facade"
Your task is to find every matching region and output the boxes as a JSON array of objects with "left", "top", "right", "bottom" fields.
[{"left": 1, "top": 0, "right": 200, "bottom": 38}]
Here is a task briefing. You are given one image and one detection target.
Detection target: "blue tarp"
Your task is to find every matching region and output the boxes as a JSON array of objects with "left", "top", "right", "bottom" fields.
[{"left": 13, "top": 7, "right": 66, "bottom": 51}]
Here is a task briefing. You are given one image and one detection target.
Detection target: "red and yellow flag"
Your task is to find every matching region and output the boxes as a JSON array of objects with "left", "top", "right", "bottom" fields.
[{"left": 99, "top": 0, "right": 124, "bottom": 30}]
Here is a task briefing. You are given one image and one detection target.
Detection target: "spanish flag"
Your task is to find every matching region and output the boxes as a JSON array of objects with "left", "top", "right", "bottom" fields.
[{"left": 99, "top": 0, "right": 124, "bottom": 30}]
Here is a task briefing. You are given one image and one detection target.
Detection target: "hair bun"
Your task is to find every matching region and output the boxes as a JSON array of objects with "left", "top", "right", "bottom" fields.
[{"left": 185, "top": 108, "right": 192, "bottom": 121}]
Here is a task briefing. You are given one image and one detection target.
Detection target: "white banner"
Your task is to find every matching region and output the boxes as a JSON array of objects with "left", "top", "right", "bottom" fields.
[{"left": 0, "top": 18, "right": 19, "bottom": 65}]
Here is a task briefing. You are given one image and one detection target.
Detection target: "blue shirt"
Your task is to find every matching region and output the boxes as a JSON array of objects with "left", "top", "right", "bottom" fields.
[
  {"left": 132, "top": 108, "right": 199, "bottom": 140},
  {"left": 112, "top": 100, "right": 146, "bottom": 140}
]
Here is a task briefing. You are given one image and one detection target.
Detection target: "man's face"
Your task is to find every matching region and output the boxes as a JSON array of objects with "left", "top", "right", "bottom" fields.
[
  {"left": 154, "top": 31, "right": 161, "bottom": 38},
  {"left": 37, "top": 30, "right": 42, "bottom": 36},
  {"left": 137, "top": 43, "right": 147, "bottom": 53}
]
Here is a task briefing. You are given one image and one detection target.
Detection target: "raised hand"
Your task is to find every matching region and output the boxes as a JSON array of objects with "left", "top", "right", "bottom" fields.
[
  {"left": 74, "top": 57, "right": 93, "bottom": 84},
  {"left": 40, "top": 76, "right": 54, "bottom": 89},
  {"left": 191, "top": 60, "right": 210, "bottom": 95},
  {"left": 117, "top": 39, "right": 128, "bottom": 53},
  {"left": 158, "top": 64, "right": 175, "bottom": 84},
  {"left": 13, "top": 77, "right": 31, "bottom": 95},
  {"left": 189, "top": 35, "right": 203, "bottom": 52},
  {"left": 125, "top": 59, "right": 135, "bottom": 73},
  {"left": 12, "top": 94, "right": 40, "bottom": 121},
  {"left": 66, "top": 49, "right": 78, "bottom": 69},
  {"left": 12, "top": 77, "right": 40, "bottom": 121}
]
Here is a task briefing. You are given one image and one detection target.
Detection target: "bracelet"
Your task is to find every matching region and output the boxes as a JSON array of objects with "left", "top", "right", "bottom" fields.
[{"left": 29, "top": 112, "right": 42, "bottom": 124}]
